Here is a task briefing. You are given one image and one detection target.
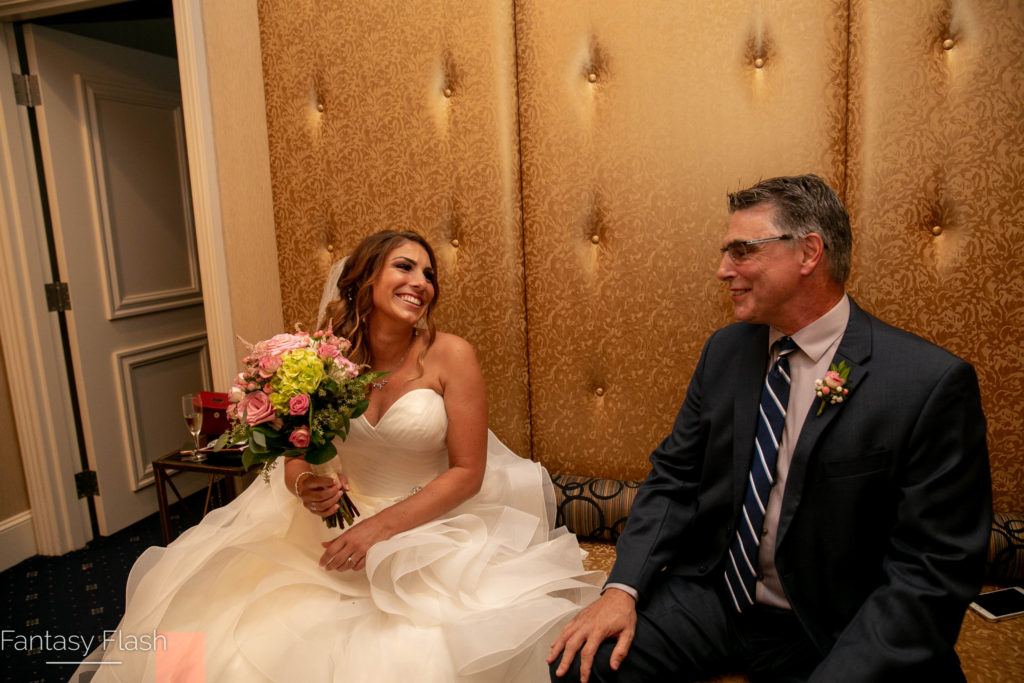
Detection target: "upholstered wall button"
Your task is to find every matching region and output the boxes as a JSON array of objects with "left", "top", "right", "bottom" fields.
[
  {"left": 316, "top": 102, "right": 325, "bottom": 112},
  {"left": 590, "top": 234, "right": 600, "bottom": 244},
  {"left": 754, "top": 57, "right": 765, "bottom": 69},
  {"left": 450, "top": 238, "right": 460, "bottom": 248},
  {"left": 326, "top": 243, "right": 335, "bottom": 253},
  {"left": 943, "top": 38, "right": 955, "bottom": 50},
  {"left": 588, "top": 72, "right": 597, "bottom": 83},
  {"left": 931, "top": 225, "right": 943, "bottom": 236},
  {"left": 595, "top": 387, "right": 605, "bottom": 397},
  {"left": 443, "top": 87, "right": 453, "bottom": 98}
]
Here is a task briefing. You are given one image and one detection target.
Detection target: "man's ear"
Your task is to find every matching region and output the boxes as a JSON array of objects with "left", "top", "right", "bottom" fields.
[{"left": 799, "top": 233, "right": 826, "bottom": 276}]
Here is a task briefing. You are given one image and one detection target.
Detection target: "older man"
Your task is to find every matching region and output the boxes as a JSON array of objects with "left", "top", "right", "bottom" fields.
[{"left": 549, "top": 174, "right": 991, "bottom": 681}]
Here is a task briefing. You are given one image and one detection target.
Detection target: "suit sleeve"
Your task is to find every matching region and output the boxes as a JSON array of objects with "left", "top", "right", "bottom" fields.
[
  {"left": 810, "top": 359, "right": 992, "bottom": 680},
  {"left": 607, "top": 332, "right": 716, "bottom": 596}
]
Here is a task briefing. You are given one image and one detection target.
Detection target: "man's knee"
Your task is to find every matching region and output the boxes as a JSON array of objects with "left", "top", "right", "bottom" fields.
[{"left": 547, "top": 640, "right": 624, "bottom": 683}]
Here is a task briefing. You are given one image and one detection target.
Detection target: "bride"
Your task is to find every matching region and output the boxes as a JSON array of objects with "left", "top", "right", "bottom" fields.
[{"left": 77, "top": 230, "right": 603, "bottom": 682}]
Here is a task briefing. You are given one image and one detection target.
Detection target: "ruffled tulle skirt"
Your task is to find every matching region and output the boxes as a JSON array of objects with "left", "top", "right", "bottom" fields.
[{"left": 75, "top": 433, "right": 603, "bottom": 682}]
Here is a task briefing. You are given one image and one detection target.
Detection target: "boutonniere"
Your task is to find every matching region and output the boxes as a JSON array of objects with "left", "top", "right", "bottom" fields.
[{"left": 814, "top": 361, "right": 852, "bottom": 416}]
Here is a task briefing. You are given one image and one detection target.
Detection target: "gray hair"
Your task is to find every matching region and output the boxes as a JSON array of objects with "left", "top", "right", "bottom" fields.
[{"left": 728, "top": 174, "right": 852, "bottom": 284}]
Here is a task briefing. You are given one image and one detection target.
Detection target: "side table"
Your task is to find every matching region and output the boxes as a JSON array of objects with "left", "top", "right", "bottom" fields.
[{"left": 152, "top": 449, "right": 256, "bottom": 544}]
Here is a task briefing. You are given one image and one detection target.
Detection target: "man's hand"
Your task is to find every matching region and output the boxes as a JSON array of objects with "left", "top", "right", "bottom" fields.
[{"left": 547, "top": 587, "right": 637, "bottom": 682}]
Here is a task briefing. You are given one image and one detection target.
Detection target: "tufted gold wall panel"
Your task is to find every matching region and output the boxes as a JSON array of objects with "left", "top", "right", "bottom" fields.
[
  {"left": 258, "top": 0, "right": 531, "bottom": 455},
  {"left": 845, "top": 0, "right": 1024, "bottom": 512},
  {"left": 259, "top": 1, "right": 1023, "bottom": 509},
  {"left": 515, "top": 0, "right": 848, "bottom": 479}
]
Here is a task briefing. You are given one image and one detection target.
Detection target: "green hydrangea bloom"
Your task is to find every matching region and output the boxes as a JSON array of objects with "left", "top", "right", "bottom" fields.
[{"left": 270, "top": 349, "right": 325, "bottom": 413}]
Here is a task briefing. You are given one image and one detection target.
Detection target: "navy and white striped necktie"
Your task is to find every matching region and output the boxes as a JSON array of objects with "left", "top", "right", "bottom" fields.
[{"left": 723, "top": 336, "right": 797, "bottom": 612}]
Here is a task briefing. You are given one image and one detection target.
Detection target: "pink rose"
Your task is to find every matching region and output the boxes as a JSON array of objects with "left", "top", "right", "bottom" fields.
[
  {"left": 823, "top": 370, "right": 844, "bottom": 390},
  {"left": 238, "top": 391, "right": 275, "bottom": 426},
  {"left": 289, "top": 426, "right": 311, "bottom": 448},
  {"left": 259, "top": 333, "right": 309, "bottom": 357},
  {"left": 289, "top": 394, "right": 310, "bottom": 415},
  {"left": 336, "top": 357, "right": 359, "bottom": 379},
  {"left": 317, "top": 343, "right": 339, "bottom": 360},
  {"left": 263, "top": 384, "right": 274, "bottom": 394},
  {"left": 258, "top": 354, "right": 282, "bottom": 378}
]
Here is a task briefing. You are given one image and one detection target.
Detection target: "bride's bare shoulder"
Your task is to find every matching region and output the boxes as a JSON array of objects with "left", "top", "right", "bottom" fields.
[{"left": 427, "top": 331, "right": 478, "bottom": 362}]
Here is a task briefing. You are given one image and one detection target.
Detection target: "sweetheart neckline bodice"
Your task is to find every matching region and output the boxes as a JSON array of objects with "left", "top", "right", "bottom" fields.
[{"left": 360, "top": 387, "right": 441, "bottom": 429}]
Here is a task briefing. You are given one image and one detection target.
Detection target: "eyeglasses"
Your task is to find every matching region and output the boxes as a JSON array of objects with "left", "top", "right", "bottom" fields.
[{"left": 720, "top": 234, "right": 793, "bottom": 263}]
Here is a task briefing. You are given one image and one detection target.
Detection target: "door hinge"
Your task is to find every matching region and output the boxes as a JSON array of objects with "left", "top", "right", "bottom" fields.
[
  {"left": 12, "top": 73, "right": 41, "bottom": 107},
  {"left": 44, "top": 281, "right": 71, "bottom": 312},
  {"left": 75, "top": 470, "right": 99, "bottom": 498}
]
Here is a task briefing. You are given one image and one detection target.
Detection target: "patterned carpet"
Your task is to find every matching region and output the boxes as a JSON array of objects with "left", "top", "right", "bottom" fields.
[{"left": 2, "top": 494, "right": 206, "bottom": 683}]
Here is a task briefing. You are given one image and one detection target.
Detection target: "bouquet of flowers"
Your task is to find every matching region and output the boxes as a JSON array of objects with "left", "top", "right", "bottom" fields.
[{"left": 214, "top": 330, "right": 384, "bottom": 528}]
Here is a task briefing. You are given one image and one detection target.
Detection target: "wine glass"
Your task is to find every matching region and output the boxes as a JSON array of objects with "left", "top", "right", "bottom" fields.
[{"left": 181, "top": 394, "right": 206, "bottom": 462}]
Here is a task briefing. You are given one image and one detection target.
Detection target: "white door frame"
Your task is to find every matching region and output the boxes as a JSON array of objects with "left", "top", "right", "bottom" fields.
[{"left": 0, "top": 0, "right": 237, "bottom": 554}]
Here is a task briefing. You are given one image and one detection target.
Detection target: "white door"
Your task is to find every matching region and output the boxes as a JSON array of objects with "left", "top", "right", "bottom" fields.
[{"left": 24, "top": 24, "right": 209, "bottom": 535}]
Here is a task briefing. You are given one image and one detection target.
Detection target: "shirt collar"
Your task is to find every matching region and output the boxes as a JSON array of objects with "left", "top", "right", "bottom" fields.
[{"left": 769, "top": 294, "right": 850, "bottom": 362}]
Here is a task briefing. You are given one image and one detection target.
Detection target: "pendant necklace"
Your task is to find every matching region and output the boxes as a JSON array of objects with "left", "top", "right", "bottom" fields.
[{"left": 370, "top": 330, "right": 416, "bottom": 391}]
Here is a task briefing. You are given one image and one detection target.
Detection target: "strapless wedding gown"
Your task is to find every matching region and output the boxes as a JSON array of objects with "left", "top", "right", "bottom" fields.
[{"left": 78, "top": 389, "right": 602, "bottom": 682}]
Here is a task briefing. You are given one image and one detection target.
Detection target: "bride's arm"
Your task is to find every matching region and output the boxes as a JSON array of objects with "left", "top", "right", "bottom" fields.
[{"left": 319, "top": 333, "right": 488, "bottom": 571}]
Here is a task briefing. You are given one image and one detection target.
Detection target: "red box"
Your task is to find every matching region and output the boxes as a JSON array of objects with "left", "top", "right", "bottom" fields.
[{"left": 198, "top": 391, "right": 230, "bottom": 435}]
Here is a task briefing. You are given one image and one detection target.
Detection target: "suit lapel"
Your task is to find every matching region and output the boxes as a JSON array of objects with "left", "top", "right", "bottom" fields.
[
  {"left": 731, "top": 326, "right": 771, "bottom": 512},
  {"left": 776, "top": 300, "right": 873, "bottom": 548}
]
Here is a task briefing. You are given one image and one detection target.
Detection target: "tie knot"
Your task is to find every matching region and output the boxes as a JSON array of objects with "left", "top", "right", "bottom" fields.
[{"left": 774, "top": 336, "right": 797, "bottom": 358}]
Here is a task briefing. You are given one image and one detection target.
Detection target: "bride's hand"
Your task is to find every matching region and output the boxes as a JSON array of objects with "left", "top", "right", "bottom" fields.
[
  {"left": 319, "top": 515, "right": 392, "bottom": 572},
  {"left": 297, "top": 474, "right": 346, "bottom": 519}
]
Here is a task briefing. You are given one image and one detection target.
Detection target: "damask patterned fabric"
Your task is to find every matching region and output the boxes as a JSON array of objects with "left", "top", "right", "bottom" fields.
[
  {"left": 257, "top": 0, "right": 1024, "bottom": 513},
  {"left": 514, "top": 0, "right": 847, "bottom": 480},
  {"left": 845, "top": 0, "right": 1024, "bottom": 512},
  {"left": 257, "top": 0, "right": 532, "bottom": 456}
]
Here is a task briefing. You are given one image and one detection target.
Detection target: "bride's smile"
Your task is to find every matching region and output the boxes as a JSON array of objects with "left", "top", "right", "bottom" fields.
[{"left": 371, "top": 242, "right": 435, "bottom": 326}]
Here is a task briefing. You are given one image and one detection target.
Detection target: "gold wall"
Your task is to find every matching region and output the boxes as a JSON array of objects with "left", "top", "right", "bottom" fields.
[{"left": 258, "top": 0, "right": 1024, "bottom": 512}]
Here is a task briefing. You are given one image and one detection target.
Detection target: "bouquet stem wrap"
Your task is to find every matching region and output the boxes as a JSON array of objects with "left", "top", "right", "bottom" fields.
[{"left": 309, "top": 457, "right": 360, "bottom": 529}]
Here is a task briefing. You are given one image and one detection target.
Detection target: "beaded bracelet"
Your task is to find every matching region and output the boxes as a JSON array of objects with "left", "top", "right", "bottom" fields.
[{"left": 293, "top": 470, "right": 314, "bottom": 497}]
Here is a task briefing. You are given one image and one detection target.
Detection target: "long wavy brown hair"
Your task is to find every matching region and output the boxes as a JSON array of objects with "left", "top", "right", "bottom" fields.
[{"left": 321, "top": 230, "right": 438, "bottom": 370}]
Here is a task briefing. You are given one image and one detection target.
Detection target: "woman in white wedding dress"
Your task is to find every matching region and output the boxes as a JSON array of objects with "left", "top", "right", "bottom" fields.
[{"left": 77, "top": 230, "right": 602, "bottom": 682}]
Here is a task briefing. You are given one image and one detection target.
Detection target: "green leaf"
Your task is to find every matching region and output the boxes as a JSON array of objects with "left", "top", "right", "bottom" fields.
[
  {"left": 351, "top": 398, "right": 369, "bottom": 419},
  {"left": 241, "top": 446, "right": 265, "bottom": 469},
  {"left": 304, "top": 441, "right": 337, "bottom": 465}
]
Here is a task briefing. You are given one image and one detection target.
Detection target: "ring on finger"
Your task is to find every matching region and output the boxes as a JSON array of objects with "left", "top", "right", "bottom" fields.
[
  {"left": 310, "top": 503, "right": 318, "bottom": 511},
  {"left": 346, "top": 555, "right": 355, "bottom": 564}
]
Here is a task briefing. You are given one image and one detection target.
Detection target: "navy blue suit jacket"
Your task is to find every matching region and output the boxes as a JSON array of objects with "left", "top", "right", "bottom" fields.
[{"left": 609, "top": 299, "right": 992, "bottom": 678}]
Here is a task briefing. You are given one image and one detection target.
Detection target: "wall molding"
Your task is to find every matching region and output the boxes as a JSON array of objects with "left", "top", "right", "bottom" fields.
[
  {"left": 0, "top": 0, "right": 236, "bottom": 554},
  {"left": 82, "top": 77, "right": 203, "bottom": 319},
  {"left": 116, "top": 333, "right": 210, "bottom": 490},
  {"left": 0, "top": 510, "right": 37, "bottom": 573},
  {"left": 173, "top": 0, "right": 236, "bottom": 390},
  {"left": 0, "top": 23, "right": 89, "bottom": 555}
]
